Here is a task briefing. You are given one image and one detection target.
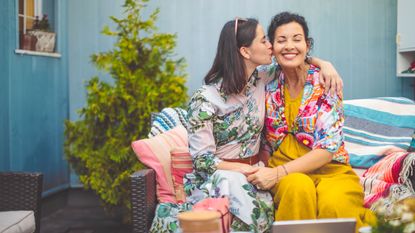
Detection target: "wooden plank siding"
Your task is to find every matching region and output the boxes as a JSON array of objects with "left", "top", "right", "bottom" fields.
[{"left": 0, "top": 0, "right": 69, "bottom": 196}]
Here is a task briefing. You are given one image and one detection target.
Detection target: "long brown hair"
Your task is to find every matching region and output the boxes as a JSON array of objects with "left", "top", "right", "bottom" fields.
[{"left": 204, "top": 18, "right": 258, "bottom": 95}]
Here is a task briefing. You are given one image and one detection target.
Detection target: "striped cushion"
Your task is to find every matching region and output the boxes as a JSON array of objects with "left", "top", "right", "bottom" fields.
[
  {"left": 170, "top": 148, "right": 192, "bottom": 203},
  {"left": 132, "top": 125, "right": 188, "bottom": 203},
  {"left": 148, "top": 108, "right": 188, "bottom": 137},
  {"left": 344, "top": 97, "right": 415, "bottom": 168}
]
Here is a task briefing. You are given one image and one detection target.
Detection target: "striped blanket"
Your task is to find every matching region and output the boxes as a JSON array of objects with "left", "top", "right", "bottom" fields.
[
  {"left": 361, "top": 151, "right": 415, "bottom": 209},
  {"left": 344, "top": 97, "right": 415, "bottom": 168},
  {"left": 344, "top": 97, "right": 415, "bottom": 209}
]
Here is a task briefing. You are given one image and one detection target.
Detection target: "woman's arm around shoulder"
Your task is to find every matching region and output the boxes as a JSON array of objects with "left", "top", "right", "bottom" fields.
[{"left": 309, "top": 57, "right": 343, "bottom": 96}]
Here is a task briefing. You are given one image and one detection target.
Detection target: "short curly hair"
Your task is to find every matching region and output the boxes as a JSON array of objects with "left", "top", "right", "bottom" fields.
[{"left": 267, "top": 12, "right": 314, "bottom": 51}]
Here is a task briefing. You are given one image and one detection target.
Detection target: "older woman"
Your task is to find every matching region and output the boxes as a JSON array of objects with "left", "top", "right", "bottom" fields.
[{"left": 247, "top": 12, "right": 375, "bottom": 232}]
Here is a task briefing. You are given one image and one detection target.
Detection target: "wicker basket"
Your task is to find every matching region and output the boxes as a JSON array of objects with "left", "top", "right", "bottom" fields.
[{"left": 28, "top": 30, "right": 56, "bottom": 53}]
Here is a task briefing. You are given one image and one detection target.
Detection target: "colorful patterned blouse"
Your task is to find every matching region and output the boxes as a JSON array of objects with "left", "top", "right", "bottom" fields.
[
  {"left": 264, "top": 65, "right": 349, "bottom": 164},
  {"left": 187, "top": 69, "right": 271, "bottom": 178}
]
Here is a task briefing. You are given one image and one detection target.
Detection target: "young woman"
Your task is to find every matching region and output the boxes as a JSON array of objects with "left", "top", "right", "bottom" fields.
[
  {"left": 247, "top": 12, "right": 375, "bottom": 232},
  {"left": 186, "top": 17, "right": 343, "bottom": 232}
]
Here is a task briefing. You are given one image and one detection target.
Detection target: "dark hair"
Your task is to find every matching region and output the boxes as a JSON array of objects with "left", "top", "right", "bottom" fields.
[
  {"left": 204, "top": 18, "right": 258, "bottom": 95},
  {"left": 267, "top": 12, "right": 314, "bottom": 52}
]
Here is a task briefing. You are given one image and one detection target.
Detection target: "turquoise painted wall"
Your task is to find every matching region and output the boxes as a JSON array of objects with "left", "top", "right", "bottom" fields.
[
  {"left": 0, "top": 0, "right": 12, "bottom": 171},
  {"left": 68, "top": 0, "right": 123, "bottom": 123},
  {"left": 67, "top": 0, "right": 412, "bottom": 114},
  {"left": 0, "top": 0, "right": 69, "bottom": 196},
  {"left": 143, "top": 0, "right": 413, "bottom": 99}
]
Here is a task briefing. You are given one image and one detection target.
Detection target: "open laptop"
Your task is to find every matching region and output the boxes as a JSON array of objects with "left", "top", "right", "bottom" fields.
[{"left": 272, "top": 218, "right": 356, "bottom": 233}]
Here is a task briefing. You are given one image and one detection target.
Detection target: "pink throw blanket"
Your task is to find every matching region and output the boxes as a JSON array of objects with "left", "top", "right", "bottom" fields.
[{"left": 361, "top": 151, "right": 415, "bottom": 209}]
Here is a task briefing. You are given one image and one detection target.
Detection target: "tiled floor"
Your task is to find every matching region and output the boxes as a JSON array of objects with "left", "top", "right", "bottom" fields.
[{"left": 40, "top": 189, "right": 130, "bottom": 233}]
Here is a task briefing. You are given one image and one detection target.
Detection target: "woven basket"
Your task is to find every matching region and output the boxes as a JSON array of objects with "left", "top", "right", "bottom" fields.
[{"left": 28, "top": 30, "right": 56, "bottom": 53}]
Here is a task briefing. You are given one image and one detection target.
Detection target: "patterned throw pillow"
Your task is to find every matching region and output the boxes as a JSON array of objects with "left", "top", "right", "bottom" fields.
[
  {"left": 131, "top": 125, "right": 188, "bottom": 203},
  {"left": 148, "top": 107, "right": 188, "bottom": 138},
  {"left": 343, "top": 97, "right": 415, "bottom": 168}
]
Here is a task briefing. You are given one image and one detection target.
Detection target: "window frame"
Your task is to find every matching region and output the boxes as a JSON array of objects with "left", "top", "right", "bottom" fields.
[
  {"left": 18, "top": 0, "right": 42, "bottom": 35},
  {"left": 15, "top": 0, "right": 61, "bottom": 58}
]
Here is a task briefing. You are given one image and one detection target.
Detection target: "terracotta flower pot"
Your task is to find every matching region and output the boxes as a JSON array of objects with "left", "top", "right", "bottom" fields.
[{"left": 20, "top": 34, "right": 37, "bottom": 51}]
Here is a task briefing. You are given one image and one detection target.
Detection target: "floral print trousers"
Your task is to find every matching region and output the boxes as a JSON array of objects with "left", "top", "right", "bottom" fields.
[{"left": 150, "top": 170, "right": 274, "bottom": 233}]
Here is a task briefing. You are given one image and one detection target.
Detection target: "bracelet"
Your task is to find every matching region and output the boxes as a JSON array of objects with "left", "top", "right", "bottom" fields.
[{"left": 281, "top": 164, "right": 289, "bottom": 176}]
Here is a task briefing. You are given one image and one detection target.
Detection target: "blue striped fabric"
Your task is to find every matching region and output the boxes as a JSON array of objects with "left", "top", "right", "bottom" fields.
[
  {"left": 148, "top": 107, "right": 188, "bottom": 138},
  {"left": 343, "top": 97, "right": 415, "bottom": 168}
]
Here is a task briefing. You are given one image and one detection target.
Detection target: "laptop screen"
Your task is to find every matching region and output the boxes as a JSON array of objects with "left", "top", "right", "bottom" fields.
[{"left": 272, "top": 218, "right": 356, "bottom": 233}]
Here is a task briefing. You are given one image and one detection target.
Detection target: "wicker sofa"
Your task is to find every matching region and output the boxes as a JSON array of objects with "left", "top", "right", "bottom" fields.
[
  {"left": 130, "top": 97, "right": 415, "bottom": 233},
  {"left": 0, "top": 172, "right": 43, "bottom": 233},
  {"left": 131, "top": 169, "right": 156, "bottom": 233}
]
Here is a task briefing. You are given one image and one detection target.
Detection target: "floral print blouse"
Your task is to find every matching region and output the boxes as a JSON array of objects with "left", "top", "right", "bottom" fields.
[
  {"left": 187, "top": 69, "right": 271, "bottom": 178},
  {"left": 264, "top": 65, "right": 349, "bottom": 164}
]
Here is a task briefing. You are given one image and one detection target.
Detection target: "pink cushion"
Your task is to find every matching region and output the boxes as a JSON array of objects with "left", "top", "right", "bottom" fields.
[
  {"left": 131, "top": 125, "right": 188, "bottom": 203},
  {"left": 171, "top": 148, "right": 192, "bottom": 203}
]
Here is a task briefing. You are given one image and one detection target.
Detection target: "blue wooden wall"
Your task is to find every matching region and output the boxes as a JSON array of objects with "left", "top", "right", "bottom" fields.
[
  {"left": 0, "top": 0, "right": 12, "bottom": 172},
  {"left": 0, "top": 0, "right": 69, "bottom": 196},
  {"left": 143, "top": 0, "right": 413, "bottom": 99},
  {"left": 68, "top": 0, "right": 413, "bottom": 106}
]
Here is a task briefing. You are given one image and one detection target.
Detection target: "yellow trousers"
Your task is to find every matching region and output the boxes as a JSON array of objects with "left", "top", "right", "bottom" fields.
[{"left": 271, "top": 162, "right": 375, "bottom": 233}]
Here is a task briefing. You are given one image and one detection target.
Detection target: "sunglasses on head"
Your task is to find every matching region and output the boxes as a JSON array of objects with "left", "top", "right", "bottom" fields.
[{"left": 234, "top": 17, "right": 248, "bottom": 36}]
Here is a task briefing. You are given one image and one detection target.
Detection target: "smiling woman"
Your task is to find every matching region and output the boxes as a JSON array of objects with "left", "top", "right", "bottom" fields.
[
  {"left": 252, "top": 11, "right": 376, "bottom": 233},
  {"left": 272, "top": 23, "right": 312, "bottom": 70}
]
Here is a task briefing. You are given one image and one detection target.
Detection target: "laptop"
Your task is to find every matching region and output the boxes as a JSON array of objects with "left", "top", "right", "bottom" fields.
[{"left": 272, "top": 218, "right": 356, "bottom": 233}]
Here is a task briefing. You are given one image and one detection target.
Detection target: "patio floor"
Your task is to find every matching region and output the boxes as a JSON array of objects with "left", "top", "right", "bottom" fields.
[{"left": 40, "top": 188, "right": 130, "bottom": 233}]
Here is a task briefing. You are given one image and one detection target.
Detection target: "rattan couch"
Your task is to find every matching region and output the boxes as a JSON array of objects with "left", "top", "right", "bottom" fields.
[
  {"left": 130, "top": 169, "right": 156, "bottom": 233},
  {"left": 129, "top": 100, "right": 415, "bottom": 233},
  {"left": 0, "top": 172, "right": 43, "bottom": 233}
]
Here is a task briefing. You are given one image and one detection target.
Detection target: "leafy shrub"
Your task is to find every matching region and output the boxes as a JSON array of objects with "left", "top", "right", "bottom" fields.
[{"left": 64, "top": 0, "right": 188, "bottom": 221}]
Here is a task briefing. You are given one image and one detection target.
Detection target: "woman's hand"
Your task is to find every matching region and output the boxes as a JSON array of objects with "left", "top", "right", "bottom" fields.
[
  {"left": 217, "top": 161, "right": 259, "bottom": 176},
  {"left": 238, "top": 163, "right": 260, "bottom": 176},
  {"left": 318, "top": 61, "right": 343, "bottom": 96},
  {"left": 247, "top": 166, "right": 283, "bottom": 190}
]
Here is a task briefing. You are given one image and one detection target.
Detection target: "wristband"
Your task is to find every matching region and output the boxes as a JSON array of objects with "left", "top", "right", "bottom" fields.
[{"left": 281, "top": 164, "right": 289, "bottom": 176}]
